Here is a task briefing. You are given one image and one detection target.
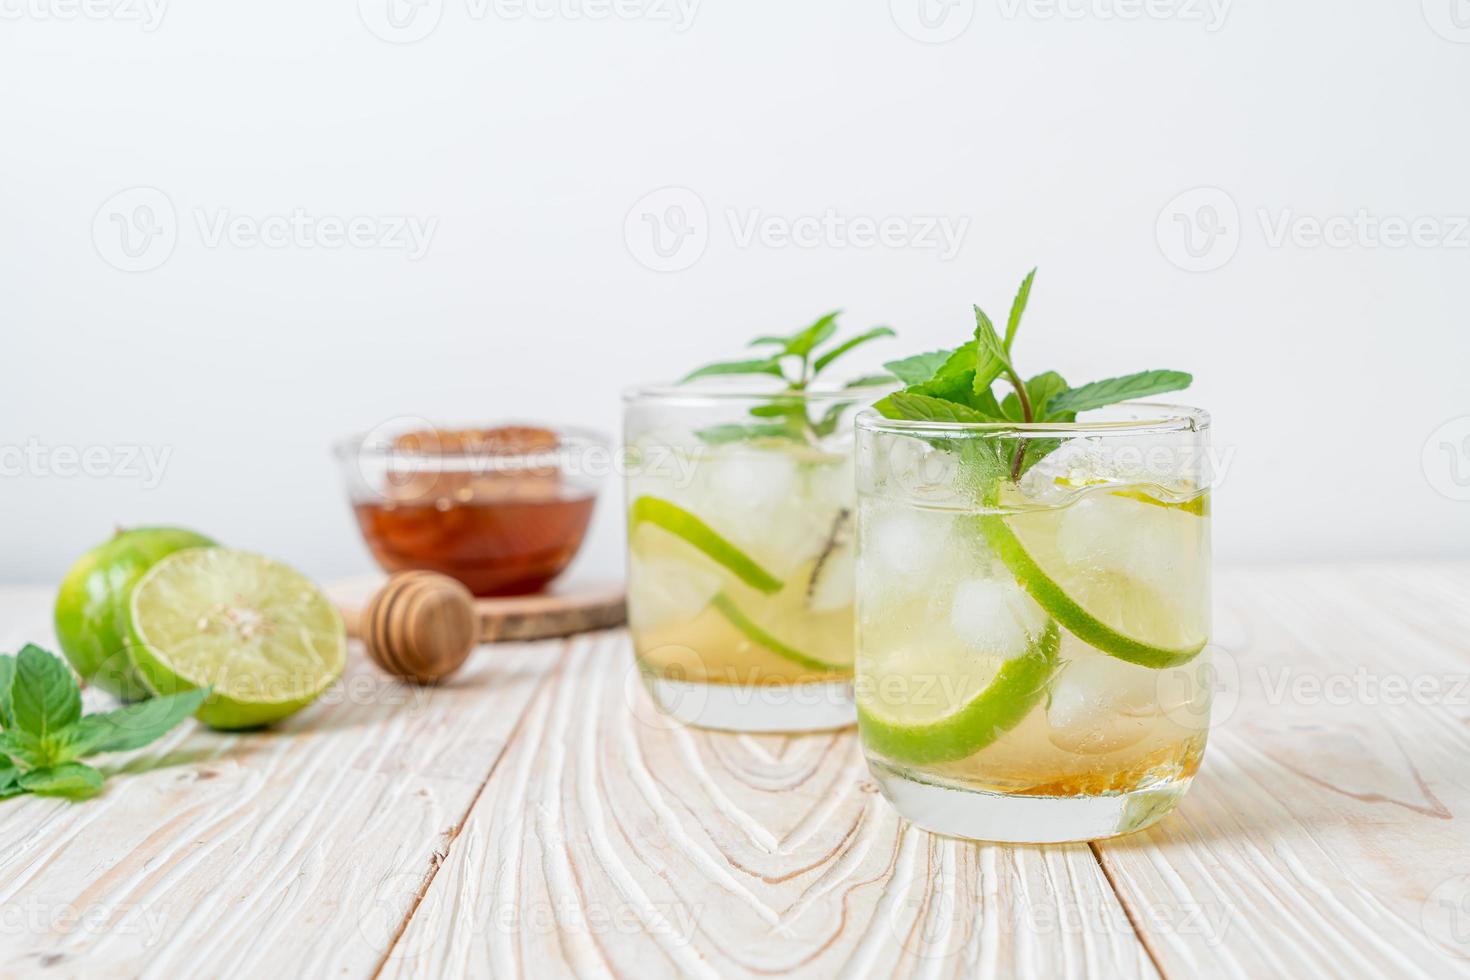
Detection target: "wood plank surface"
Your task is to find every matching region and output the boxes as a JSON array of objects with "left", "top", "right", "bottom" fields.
[{"left": 0, "top": 564, "right": 1466, "bottom": 978}]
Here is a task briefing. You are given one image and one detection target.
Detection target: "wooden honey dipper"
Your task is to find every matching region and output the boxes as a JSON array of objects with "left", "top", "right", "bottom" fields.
[
  {"left": 348, "top": 571, "right": 478, "bottom": 684},
  {"left": 341, "top": 570, "right": 627, "bottom": 684}
]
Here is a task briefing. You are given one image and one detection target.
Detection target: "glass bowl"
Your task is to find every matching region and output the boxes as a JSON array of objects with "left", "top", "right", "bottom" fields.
[{"left": 334, "top": 421, "right": 609, "bottom": 596}]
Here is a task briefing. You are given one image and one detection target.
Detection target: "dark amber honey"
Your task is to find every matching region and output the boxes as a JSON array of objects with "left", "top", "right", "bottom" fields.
[{"left": 352, "top": 427, "right": 597, "bottom": 596}]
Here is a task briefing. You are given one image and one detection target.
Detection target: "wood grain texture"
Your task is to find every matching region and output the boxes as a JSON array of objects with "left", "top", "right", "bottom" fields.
[
  {"left": 1, "top": 564, "right": 1468, "bottom": 978},
  {"left": 1092, "top": 564, "right": 1470, "bottom": 979},
  {"left": 0, "top": 587, "right": 562, "bottom": 979},
  {"left": 379, "top": 631, "right": 1154, "bottom": 979}
]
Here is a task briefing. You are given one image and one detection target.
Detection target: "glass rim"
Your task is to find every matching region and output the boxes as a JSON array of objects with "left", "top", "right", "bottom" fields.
[
  {"left": 332, "top": 422, "right": 611, "bottom": 461},
  {"left": 622, "top": 381, "right": 895, "bottom": 406},
  {"left": 855, "top": 401, "right": 1210, "bottom": 437}
]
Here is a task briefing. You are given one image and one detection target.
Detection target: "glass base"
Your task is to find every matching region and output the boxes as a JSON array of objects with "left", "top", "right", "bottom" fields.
[
  {"left": 868, "top": 758, "right": 1191, "bottom": 843},
  {"left": 641, "top": 673, "right": 855, "bottom": 733}
]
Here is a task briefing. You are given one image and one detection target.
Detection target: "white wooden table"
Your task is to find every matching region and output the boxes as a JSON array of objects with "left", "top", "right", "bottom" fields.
[{"left": 1, "top": 564, "right": 1468, "bottom": 979}]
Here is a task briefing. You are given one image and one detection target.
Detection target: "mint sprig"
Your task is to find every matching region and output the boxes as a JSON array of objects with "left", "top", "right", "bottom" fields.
[
  {"left": 682, "top": 313, "right": 897, "bottom": 444},
  {"left": 0, "top": 645, "right": 206, "bottom": 801},
  {"left": 875, "top": 269, "right": 1193, "bottom": 480}
]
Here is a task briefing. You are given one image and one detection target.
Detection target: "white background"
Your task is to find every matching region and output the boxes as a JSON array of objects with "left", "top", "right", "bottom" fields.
[{"left": 3, "top": 0, "right": 1468, "bottom": 586}]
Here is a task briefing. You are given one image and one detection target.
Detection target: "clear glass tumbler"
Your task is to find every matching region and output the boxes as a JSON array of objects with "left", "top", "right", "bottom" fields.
[
  {"left": 623, "top": 383, "right": 889, "bottom": 732},
  {"left": 854, "top": 403, "right": 1214, "bottom": 842}
]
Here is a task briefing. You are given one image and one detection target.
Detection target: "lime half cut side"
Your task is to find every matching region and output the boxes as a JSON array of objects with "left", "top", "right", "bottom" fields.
[
  {"left": 978, "top": 497, "right": 1207, "bottom": 669},
  {"left": 629, "top": 496, "right": 783, "bottom": 595},
  {"left": 709, "top": 593, "right": 845, "bottom": 673},
  {"left": 128, "top": 548, "right": 346, "bottom": 730},
  {"left": 859, "top": 621, "right": 1060, "bottom": 766}
]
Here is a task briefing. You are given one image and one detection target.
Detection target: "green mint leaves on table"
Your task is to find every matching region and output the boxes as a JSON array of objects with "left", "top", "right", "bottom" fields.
[
  {"left": 875, "top": 269, "right": 1192, "bottom": 480},
  {"left": 0, "top": 644, "right": 206, "bottom": 801},
  {"left": 681, "top": 312, "right": 896, "bottom": 445}
]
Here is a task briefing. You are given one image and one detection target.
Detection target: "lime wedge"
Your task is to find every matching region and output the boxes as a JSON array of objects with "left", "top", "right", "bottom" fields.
[
  {"left": 629, "top": 496, "right": 783, "bottom": 595},
  {"left": 1112, "top": 488, "right": 1209, "bottom": 517},
  {"left": 978, "top": 506, "right": 1206, "bottom": 669},
  {"left": 127, "top": 548, "right": 346, "bottom": 730},
  {"left": 709, "top": 593, "right": 844, "bottom": 673},
  {"left": 859, "top": 621, "right": 1060, "bottom": 765}
]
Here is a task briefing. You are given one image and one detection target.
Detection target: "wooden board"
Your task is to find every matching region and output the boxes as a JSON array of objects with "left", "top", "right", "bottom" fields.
[
  {"left": 0, "top": 564, "right": 1467, "bottom": 978},
  {"left": 335, "top": 576, "right": 626, "bottom": 643}
]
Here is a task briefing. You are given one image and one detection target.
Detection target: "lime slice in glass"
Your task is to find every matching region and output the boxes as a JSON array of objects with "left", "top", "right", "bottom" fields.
[
  {"left": 709, "top": 593, "right": 845, "bottom": 673},
  {"left": 127, "top": 548, "right": 346, "bottom": 730},
  {"left": 979, "top": 491, "right": 1208, "bottom": 669},
  {"left": 629, "top": 496, "right": 783, "bottom": 595},
  {"left": 858, "top": 621, "right": 1060, "bottom": 766}
]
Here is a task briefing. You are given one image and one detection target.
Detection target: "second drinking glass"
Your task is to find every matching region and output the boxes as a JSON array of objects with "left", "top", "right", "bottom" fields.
[{"left": 623, "top": 384, "right": 888, "bottom": 732}]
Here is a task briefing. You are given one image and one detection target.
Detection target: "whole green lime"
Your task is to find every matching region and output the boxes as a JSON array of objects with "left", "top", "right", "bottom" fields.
[{"left": 53, "top": 527, "right": 217, "bottom": 701}]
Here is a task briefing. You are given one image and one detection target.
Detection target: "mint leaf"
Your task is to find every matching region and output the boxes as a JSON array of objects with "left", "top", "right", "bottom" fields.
[
  {"left": 811, "top": 401, "right": 855, "bottom": 438},
  {"left": 883, "top": 349, "right": 955, "bottom": 386},
  {"left": 19, "top": 762, "right": 103, "bottom": 800},
  {"left": 972, "top": 306, "right": 1013, "bottom": 375},
  {"left": 1046, "top": 370, "right": 1193, "bottom": 415},
  {"left": 1003, "top": 371, "right": 1071, "bottom": 422},
  {"left": 812, "top": 326, "right": 895, "bottom": 374},
  {"left": 1003, "top": 268, "right": 1036, "bottom": 352},
  {"left": 52, "top": 689, "right": 207, "bottom": 760},
  {"left": 0, "top": 730, "right": 44, "bottom": 768},
  {"left": 877, "top": 392, "right": 999, "bottom": 424},
  {"left": 0, "top": 755, "right": 18, "bottom": 794},
  {"left": 681, "top": 357, "right": 786, "bottom": 384},
  {"left": 0, "top": 653, "right": 15, "bottom": 729},
  {"left": 784, "top": 311, "right": 840, "bottom": 358},
  {"left": 11, "top": 646, "right": 81, "bottom": 744}
]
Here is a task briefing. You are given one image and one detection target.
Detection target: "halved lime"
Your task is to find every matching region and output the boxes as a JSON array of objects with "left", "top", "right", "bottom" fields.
[
  {"left": 53, "top": 526, "right": 218, "bottom": 701},
  {"left": 629, "top": 496, "right": 783, "bottom": 595},
  {"left": 127, "top": 549, "right": 346, "bottom": 730},
  {"left": 859, "top": 621, "right": 1060, "bottom": 766},
  {"left": 709, "top": 593, "right": 844, "bottom": 673},
  {"left": 978, "top": 496, "right": 1206, "bottom": 669}
]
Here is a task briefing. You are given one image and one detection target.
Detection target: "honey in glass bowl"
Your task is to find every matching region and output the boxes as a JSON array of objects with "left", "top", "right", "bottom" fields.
[{"left": 339, "top": 425, "right": 605, "bottom": 596}]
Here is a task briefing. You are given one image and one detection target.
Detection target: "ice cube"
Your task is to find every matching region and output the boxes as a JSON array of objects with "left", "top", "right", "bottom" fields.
[
  {"left": 1046, "top": 650, "right": 1160, "bottom": 755},
  {"left": 861, "top": 504, "right": 956, "bottom": 582},
  {"left": 947, "top": 576, "right": 1048, "bottom": 658},
  {"left": 1056, "top": 494, "right": 1199, "bottom": 597},
  {"left": 627, "top": 552, "right": 721, "bottom": 631}
]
